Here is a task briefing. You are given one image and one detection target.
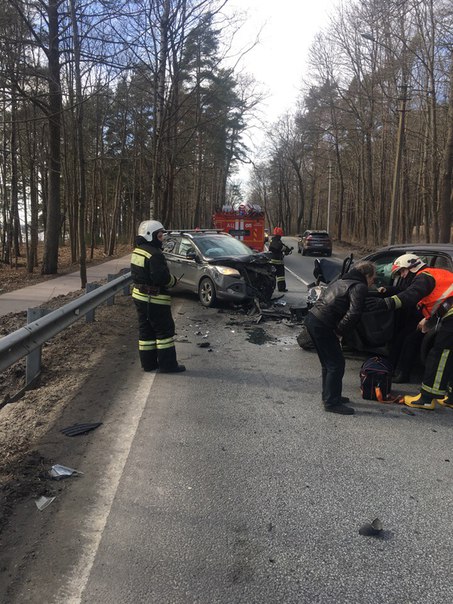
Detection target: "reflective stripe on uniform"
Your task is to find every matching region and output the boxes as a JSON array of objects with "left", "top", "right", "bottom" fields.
[
  {"left": 391, "top": 295, "right": 403, "bottom": 309},
  {"left": 156, "top": 336, "right": 175, "bottom": 350},
  {"left": 270, "top": 259, "right": 283, "bottom": 265},
  {"left": 139, "top": 339, "right": 156, "bottom": 351},
  {"left": 131, "top": 249, "right": 151, "bottom": 267},
  {"left": 148, "top": 295, "right": 172, "bottom": 305},
  {"left": 422, "top": 349, "right": 450, "bottom": 396},
  {"left": 131, "top": 288, "right": 172, "bottom": 305},
  {"left": 166, "top": 275, "right": 177, "bottom": 288},
  {"left": 276, "top": 276, "right": 285, "bottom": 283}
]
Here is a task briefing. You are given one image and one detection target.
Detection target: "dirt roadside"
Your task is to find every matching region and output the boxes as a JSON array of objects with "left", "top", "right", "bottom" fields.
[{"left": 0, "top": 245, "right": 133, "bottom": 535}]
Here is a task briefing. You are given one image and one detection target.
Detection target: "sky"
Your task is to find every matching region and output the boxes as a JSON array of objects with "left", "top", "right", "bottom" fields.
[{"left": 222, "top": 0, "right": 342, "bottom": 185}]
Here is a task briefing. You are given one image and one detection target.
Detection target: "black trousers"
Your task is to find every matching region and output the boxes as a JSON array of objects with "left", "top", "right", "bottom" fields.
[
  {"left": 275, "top": 263, "right": 286, "bottom": 291},
  {"left": 421, "top": 315, "right": 453, "bottom": 398},
  {"left": 134, "top": 299, "right": 178, "bottom": 370},
  {"left": 305, "top": 313, "right": 345, "bottom": 406},
  {"left": 390, "top": 307, "right": 423, "bottom": 376}
]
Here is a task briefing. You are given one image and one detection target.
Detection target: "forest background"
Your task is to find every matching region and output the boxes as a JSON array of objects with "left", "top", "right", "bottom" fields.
[{"left": 0, "top": 0, "right": 452, "bottom": 284}]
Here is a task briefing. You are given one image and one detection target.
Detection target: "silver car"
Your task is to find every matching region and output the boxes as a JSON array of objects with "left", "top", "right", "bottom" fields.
[{"left": 162, "top": 230, "right": 276, "bottom": 307}]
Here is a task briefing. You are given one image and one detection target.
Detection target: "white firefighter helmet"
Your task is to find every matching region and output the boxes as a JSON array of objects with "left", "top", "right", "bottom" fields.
[
  {"left": 138, "top": 220, "right": 165, "bottom": 241},
  {"left": 391, "top": 253, "right": 426, "bottom": 276}
]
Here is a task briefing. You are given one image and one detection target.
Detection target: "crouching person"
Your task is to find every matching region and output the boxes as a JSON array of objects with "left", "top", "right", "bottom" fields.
[
  {"left": 366, "top": 253, "right": 452, "bottom": 409},
  {"left": 131, "top": 220, "right": 186, "bottom": 373},
  {"left": 305, "top": 261, "right": 376, "bottom": 415}
]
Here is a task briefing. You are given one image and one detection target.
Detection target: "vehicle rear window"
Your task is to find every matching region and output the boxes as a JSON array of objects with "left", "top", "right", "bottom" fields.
[{"left": 309, "top": 232, "right": 330, "bottom": 239}]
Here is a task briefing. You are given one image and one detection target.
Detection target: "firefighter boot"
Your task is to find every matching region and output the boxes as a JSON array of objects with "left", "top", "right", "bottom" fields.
[
  {"left": 404, "top": 392, "right": 436, "bottom": 410},
  {"left": 437, "top": 388, "right": 453, "bottom": 409},
  {"left": 139, "top": 349, "right": 158, "bottom": 372},
  {"left": 157, "top": 345, "right": 186, "bottom": 373}
]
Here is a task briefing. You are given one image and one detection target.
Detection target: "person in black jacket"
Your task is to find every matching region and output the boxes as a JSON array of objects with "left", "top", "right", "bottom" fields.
[
  {"left": 131, "top": 220, "right": 185, "bottom": 373},
  {"left": 305, "top": 261, "right": 376, "bottom": 415},
  {"left": 269, "top": 227, "right": 292, "bottom": 292}
]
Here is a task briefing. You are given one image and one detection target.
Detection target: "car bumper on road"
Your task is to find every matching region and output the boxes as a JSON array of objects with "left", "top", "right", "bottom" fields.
[{"left": 217, "top": 278, "right": 249, "bottom": 303}]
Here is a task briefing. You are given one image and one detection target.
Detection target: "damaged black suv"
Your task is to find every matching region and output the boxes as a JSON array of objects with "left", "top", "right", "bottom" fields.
[{"left": 162, "top": 230, "right": 276, "bottom": 307}]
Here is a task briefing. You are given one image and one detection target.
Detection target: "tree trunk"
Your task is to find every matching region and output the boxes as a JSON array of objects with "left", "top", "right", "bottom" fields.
[
  {"left": 439, "top": 50, "right": 453, "bottom": 243},
  {"left": 41, "top": 0, "right": 62, "bottom": 274},
  {"left": 70, "top": 0, "right": 87, "bottom": 287}
]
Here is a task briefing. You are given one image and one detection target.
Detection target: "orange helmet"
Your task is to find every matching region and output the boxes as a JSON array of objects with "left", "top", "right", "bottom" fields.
[{"left": 273, "top": 227, "right": 283, "bottom": 236}]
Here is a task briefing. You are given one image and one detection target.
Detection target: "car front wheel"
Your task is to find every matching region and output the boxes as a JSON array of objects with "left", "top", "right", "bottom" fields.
[{"left": 199, "top": 277, "right": 217, "bottom": 307}]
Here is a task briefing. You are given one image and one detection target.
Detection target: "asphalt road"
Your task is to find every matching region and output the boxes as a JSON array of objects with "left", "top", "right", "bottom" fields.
[{"left": 2, "top": 243, "right": 453, "bottom": 603}]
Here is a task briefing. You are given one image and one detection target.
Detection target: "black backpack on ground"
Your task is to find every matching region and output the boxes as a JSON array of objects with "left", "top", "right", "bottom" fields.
[
  {"left": 297, "top": 321, "right": 315, "bottom": 350},
  {"left": 360, "top": 356, "right": 393, "bottom": 401}
]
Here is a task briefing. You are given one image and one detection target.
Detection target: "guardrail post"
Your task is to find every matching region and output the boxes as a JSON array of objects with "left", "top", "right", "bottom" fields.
[
  {"left": 107, "top": 274, "right": 116, "bottom": 305},
  {"left": 26, "top": 308, "right": 50, "bottom": 386},
  {"left": 85, "top": 283, "right": 100, "bottom": 322},
  {"left": 118, "top": 267, "right": 131, "bottom": 295}
]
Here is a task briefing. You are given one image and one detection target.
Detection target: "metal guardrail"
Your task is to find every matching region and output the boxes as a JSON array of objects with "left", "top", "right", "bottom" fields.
[{"left": 0, "top": 271, "right": 132, "bottom": 401}]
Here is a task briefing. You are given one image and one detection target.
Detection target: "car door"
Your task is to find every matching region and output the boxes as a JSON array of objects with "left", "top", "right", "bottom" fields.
[
  {"left": 162, "top": 236, "right": 182, "bottom": 282},
  {"left": 174, "top": 237, "right": 201, "bottom": 292}
]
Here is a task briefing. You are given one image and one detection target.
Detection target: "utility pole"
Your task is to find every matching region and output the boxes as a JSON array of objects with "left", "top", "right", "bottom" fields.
[
  {"left": 360, "top": 33, "right": 409, "bottom": 246},
  {"left": 388, "top": 83, "right": 407, "bottom": 245},
  {"left": 327, "top": 160, "right": 332, "bottom": 233}
]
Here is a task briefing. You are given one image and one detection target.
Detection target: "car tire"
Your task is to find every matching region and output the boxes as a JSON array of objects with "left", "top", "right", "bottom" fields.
[{"left": 198, "top": 277, "right": 217, "bottom": 308}]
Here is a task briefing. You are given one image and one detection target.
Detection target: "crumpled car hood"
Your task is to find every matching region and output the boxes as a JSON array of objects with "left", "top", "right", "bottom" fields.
[{"left": 208, "top": 253, "right": 270, "bottom": 268}]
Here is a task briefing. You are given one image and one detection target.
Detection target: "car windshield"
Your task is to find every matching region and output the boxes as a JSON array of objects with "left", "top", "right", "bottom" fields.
[{"left": 194, "top": 235, "right": 252, "bottom": 257}]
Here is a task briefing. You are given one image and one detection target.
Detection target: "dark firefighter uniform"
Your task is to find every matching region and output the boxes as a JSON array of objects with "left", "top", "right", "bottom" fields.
[
  {"left": 371, "top": 266, "right": 453, "bottom": 407},
  {"left": 269, "top": 230, "right": 291, "bottom": 292},
  {"left": 131, "top": 238, "right": 182, "bottom": 372}
]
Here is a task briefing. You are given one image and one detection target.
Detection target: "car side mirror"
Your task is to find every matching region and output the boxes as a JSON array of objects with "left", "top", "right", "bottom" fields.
[{"left": 186, "top": 251, "right": 200, "bottom": 262}]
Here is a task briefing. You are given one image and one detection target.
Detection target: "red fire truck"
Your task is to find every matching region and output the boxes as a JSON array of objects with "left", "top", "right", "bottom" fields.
[{"left": 212, "top": 205, "right": 266, "bottom": 252}]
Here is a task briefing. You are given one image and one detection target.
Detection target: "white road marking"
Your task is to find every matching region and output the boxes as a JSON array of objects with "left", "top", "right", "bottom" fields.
[
  {"left": 58, "top": 300, "right": 184, "bottom": 604},
  {"left": 285, "top": 265, "right": 310, "bottom": 286}
]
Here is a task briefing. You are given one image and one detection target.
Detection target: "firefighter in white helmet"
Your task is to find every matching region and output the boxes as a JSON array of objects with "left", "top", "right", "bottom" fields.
[
  {"left": 130, "top": 220, "right": 185, "bottom": 373},
  {"left": 366, "top": 253, "right": 453, "bottom": 409}
]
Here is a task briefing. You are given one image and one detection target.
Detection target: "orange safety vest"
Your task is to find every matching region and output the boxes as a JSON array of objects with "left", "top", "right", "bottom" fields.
[{"left": 417, "top": 267, "right": 453, "bottom": 318}]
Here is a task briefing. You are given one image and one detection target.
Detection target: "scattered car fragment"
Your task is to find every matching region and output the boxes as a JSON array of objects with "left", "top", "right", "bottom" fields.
[
  {"left": 35, "top": 496, "right": 56, "bottom": 511},
  {"left": 49, "top": 464, "right": 83, "bottom": 480},
  {"left": 61, "top": 422, "right": 102, "bottom": 437}
]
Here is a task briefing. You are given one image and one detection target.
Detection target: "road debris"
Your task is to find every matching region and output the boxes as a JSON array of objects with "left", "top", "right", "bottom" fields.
[
  {"left": 35, "top": 496, "right": 56, "bottom": 511},
  {"left": 359, "top": 517, "right": 384, "bottom": 537},
  {"left": 49, "top": 464, "right": 83, "bottom": 480},
  {"left": 61, "top": 422, "right": 102, "bottom": 436}
]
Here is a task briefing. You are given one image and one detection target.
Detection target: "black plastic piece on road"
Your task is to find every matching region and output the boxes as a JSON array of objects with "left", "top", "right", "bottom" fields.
[{"left": 61, "top": 422, "right": 103, "bottom": 437}]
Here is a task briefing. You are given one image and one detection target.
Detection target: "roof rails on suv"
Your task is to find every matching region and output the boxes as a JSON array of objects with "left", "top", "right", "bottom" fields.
[{"left": 166, "top": 229, "right": 225, "bottom": 236}]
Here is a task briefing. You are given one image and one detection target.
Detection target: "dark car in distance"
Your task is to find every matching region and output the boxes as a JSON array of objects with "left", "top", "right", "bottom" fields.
[
  {"left": 298, "top": 230, "right": 332, "bottom": 256},
  {"left": 162, "top": 230, "right": 276, "bottom": 307}
]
